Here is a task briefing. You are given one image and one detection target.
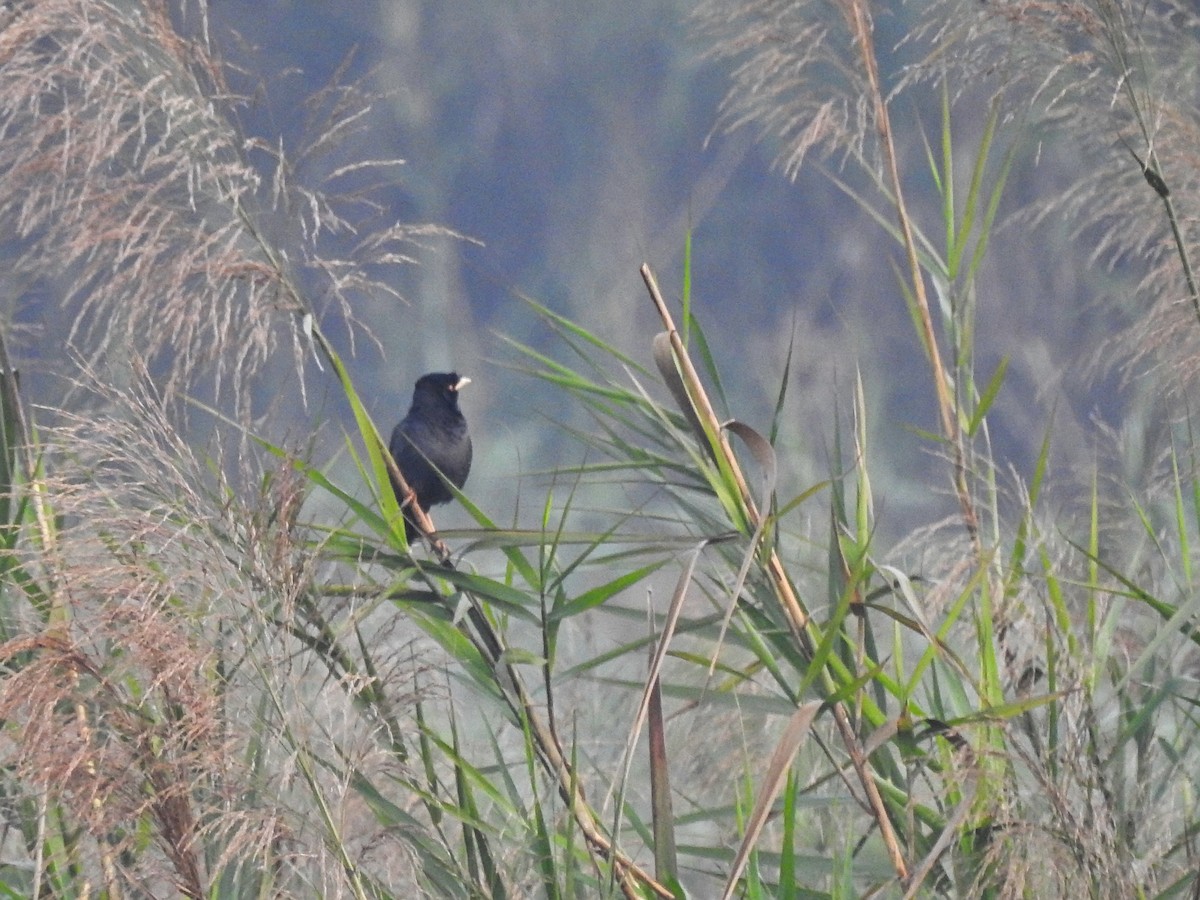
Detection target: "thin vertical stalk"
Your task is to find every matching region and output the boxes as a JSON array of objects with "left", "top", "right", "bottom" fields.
[{"left": 843, "top": 0, "right": 980, "bottom": 551}]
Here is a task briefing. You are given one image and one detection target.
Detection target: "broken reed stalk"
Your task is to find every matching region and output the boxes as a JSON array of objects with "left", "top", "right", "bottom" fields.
[
  {"left": 640, "top": 262, "right": 910, "bottom": 882},
  {"left": 844, "top": 0, "right": 980, "bottom": 553}
]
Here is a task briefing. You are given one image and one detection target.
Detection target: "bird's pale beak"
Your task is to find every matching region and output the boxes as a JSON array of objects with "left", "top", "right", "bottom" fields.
[{"left": 452, "top": 376, "right": 472, "bottom": 392}]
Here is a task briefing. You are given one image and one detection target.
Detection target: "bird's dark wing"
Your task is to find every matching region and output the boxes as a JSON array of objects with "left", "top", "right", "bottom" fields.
[{"left": 389, "top": 416, "right": 450, "bottom": 510}]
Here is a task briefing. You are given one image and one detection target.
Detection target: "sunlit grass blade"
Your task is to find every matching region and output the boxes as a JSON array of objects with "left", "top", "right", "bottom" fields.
[
  {"left": 966, "top": 356, "right": 1008, "bottom": 437},
  {"left": 309, "top": 322, "right": 408, "bottom": 542},
  {"left": 549, "top": 560, "right": 667, "bottom": 620}
]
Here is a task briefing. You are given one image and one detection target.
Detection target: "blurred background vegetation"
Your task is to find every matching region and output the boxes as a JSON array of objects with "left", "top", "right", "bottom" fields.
[
  {"left": 213, "top": 0, "right": 1134, "bottom": 539},
  {"left": 2, "top": 0, "right": 1199, "bottom": 897}
]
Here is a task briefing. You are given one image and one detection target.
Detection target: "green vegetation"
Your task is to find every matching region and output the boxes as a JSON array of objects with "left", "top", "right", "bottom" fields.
[{"left": 2, "top": 1, "right": 1199, "bottom": 897}]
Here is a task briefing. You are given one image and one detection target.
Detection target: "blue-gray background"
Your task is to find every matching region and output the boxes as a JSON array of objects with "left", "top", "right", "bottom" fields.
[{"left": 209, "top": 1, "right": 1137, "bottom": 544}]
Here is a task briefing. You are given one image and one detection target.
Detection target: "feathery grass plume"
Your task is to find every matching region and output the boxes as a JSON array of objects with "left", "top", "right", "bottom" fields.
[
  {"left": 0, "top": 0, "right": 444, "bottom": 419},
  {"left": 693, "top": 0, "right": 880, "bottom": 178},
  {"left": 0, "top": 0, "right": 586, "bottom": 887},
  {"left": 907, "top": 0, "right": 1200, "bottom": 392},
  {"left": 0, "top": 365, "right": 296, "bottom": 896},
  {"left": 0, "top": 2, "right": 457, "bottom": 895},
  {"left": 0, "top": 0, "right": 278, "bottom": 412},
  {"left": 0, "top": 360, "right": 457, "bottom": 896}
]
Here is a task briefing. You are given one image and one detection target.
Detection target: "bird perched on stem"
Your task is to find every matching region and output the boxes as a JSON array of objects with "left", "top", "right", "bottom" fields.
[{"left": 388, "top": 372, "right": 472, "bottom": 542}]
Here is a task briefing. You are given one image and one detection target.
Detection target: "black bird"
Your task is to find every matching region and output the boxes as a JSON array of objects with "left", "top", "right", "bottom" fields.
[{"left": 389, "top": 372, "right": 472, "bottom": 541}]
